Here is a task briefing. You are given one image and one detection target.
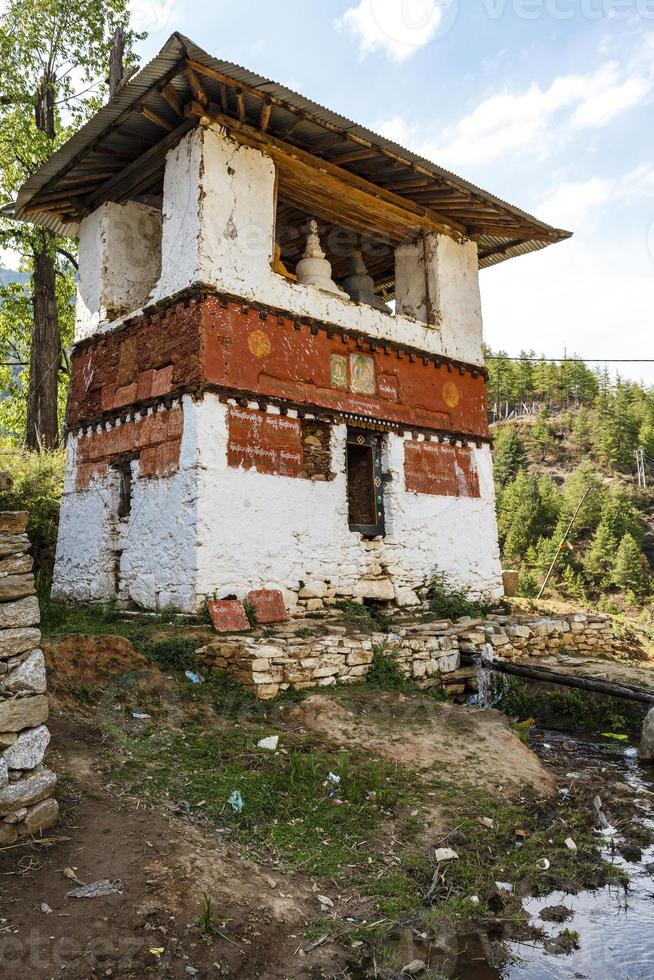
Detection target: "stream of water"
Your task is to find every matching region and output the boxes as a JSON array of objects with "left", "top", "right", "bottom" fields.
[{"left": 453, "top": 728, "right": 654, "bottom": 979}]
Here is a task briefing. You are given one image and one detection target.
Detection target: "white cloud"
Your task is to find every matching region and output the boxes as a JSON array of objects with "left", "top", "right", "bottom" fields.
[
  {"left": 538, "top": 166, "right": 654, "bottom": 227},
  {"left": 375, "top": 58, "right": 652, "bottom": 170},
  {"left": 337, "top": 0, "right": 455, "bottom": 63},
  {"left": 481, "top": 231, "right": 654, "bottom": 384},
  {"left": 129, "top": 0, "right": 178, "bottom": 34}
]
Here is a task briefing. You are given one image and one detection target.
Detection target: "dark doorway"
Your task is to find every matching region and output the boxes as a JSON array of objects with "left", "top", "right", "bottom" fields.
[{"left": 346, "top": 429, "right": 385, "bottom": 536}]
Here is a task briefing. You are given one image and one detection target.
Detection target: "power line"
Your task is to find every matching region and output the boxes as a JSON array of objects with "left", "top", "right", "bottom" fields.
[{"left": 485, "top": 357, "right": 654, "bottom": 363}]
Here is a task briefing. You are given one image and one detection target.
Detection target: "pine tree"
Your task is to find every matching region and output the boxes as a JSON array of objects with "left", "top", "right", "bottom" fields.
[
  {"left": 493, "top": 427, "right": 527, "bottom": 487},
  {"left": 611, "top": 533, "right": 650, "bottom": 596}
]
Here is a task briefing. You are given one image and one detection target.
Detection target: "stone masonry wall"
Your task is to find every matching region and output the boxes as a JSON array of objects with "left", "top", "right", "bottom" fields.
[
  {"left": 197, "top": 611, "right": 618, "bottom": 700},
  {"left": 0, "top": 512, "right": 57, "bottom": 845}
]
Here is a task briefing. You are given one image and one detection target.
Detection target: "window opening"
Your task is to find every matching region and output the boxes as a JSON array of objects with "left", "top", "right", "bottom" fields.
[
  {"left": 346, "top": 429, "right": 385, "bottom": 536},
  {"left": 113, "top": 459, "right": 134, "bottom": 519}
]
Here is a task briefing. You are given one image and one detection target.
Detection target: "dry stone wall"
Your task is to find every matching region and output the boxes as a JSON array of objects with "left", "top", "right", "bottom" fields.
[
  {"left": 0, "top": 512, "right": 57, "bottom": 845},
  {"left": 197, "top": 611, "right": 620, "bottom": 700}
]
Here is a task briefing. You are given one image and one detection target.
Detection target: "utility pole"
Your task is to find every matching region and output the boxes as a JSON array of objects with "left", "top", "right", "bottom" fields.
[{"left": 635, "top": 447, "right": 646, "bottom": 488}]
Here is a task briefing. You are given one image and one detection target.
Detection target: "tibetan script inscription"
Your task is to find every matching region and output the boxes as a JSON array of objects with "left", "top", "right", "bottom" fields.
[
  {"left": 404, "top": 441, "right": 480, "bottom": 498},
  {"left": 227, "top": 406, "right": 304, "bottom": 477}
]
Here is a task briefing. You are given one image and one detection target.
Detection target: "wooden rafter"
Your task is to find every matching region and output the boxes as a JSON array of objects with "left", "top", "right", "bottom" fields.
[
  {"left": 141, "top": 105, "right": 176, "bottom": 132},
  {"left": 159, "top": 83, "right": 185, "bottom": 118}
]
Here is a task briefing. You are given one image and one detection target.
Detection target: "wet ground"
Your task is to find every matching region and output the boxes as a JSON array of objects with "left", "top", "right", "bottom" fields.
[{"left": 454, "top": 728, "right": 654, "bottom": 979}]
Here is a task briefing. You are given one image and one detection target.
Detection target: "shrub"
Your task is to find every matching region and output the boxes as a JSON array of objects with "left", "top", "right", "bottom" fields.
[
  {"left": 366, "top": 643, "right": 409, "bottom": 691},
  {"left": 0, "top": 448, "right": 64, "bottom": 582},
  {"left": 612, "top": 533, "right": 650, "bottom": 597},
  {"left": 427, "top": 571, "right": 483, "bottom": 620}
]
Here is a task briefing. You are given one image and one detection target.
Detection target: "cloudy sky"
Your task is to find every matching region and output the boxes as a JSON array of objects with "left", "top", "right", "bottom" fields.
[{"left": 10, "top": 0, "right": 654, "bottom": 381}]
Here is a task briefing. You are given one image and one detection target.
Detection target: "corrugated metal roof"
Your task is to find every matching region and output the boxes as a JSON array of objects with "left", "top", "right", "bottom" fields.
[{"left": 14, "top": 32, "right": 571, "bottom": 269}]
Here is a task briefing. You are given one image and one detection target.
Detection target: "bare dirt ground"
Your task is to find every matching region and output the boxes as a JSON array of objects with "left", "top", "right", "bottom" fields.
[
  {"left": 1, "top": 711, "right": 358, "bottom": 979},
  {"left": 289, "top": 693, "right": 555, "bottom": 797}
]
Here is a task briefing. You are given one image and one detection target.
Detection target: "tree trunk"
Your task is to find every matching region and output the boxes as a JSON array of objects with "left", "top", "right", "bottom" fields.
[
  {"left": 109, "top": 27, "right": 125, "bottom": 97},
  {"left": 26, "top": 239, "right": 60, "bottom": 450}
]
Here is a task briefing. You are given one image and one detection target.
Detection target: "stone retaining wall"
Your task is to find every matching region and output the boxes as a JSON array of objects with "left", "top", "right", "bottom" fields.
[
  {"left": 197, "top": 610, "right": 619, "bottom": 700},
  {"left": 197, "top": 622, "right": 460, "bottom": 700},
  {"left": 0, "top": 512, "right": 57, "bottom": 845}
]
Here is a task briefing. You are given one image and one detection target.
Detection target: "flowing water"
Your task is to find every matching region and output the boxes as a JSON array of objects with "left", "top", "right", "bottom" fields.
[
  {"left": 452, "top": 728, "right": 654, "bottom": 979},
  {"left": 360, "top": 661, "right": 654, "bottom": 979}
]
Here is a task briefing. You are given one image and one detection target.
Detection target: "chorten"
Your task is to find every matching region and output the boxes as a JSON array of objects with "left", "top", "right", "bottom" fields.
[
  {"left": 342, "top": 250, "right": 390, "bottom": 312},
  {"left": 295, "top": 219, "right": 346, "bottom": 296}
]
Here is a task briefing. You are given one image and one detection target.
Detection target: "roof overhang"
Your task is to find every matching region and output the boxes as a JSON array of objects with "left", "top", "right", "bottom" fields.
[{"left": 13, "top": 32, "right": 571, "bottom": 280}]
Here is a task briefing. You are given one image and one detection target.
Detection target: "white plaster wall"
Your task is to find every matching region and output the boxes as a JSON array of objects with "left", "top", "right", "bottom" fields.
[
  {"left": 193, "top": 396, "right": 503, "bottom": 606},
  {"left": 52, "top": 398, "right": 201, "bottom": 611},
  {"left": 75, "top": 201, "right": 162, "bottom": 343},
  {"left": 394, "top": 234, "right": 483, "bottom": 364},
  {"left": 148, "top": 124, "right": 485, "bottom": 366},
  {"left": 52, "top": 435, "right": 118, "bottom": 603}
]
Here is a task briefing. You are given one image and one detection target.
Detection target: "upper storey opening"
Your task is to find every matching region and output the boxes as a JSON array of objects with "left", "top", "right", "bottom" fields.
[{"left": 9, "top": 33, "right": 571, "bottom": 363}]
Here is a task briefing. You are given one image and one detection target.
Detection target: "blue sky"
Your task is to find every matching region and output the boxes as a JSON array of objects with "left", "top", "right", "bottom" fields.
[{"left": 12, "top": 1, "right": 654, "bottom": 381}]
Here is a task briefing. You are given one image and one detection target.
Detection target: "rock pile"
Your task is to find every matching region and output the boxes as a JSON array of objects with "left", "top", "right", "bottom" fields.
[{"left": 0, "top": 511, "right": 57, "bottom": 845}]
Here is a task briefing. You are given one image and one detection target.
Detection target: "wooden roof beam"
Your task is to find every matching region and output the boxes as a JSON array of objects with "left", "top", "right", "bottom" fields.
[
  {"left": 141, "top": 105, "right": 177, "bottom": 132},
  {"left": 260, "top": 99, "right": 272, "bottom": 132},
  {"left": 185, "top": 99, "right": 467, "bottom": 239},
  {"left": 186, "top": 65, "right": 209, "bottom": 107},
  {"left": 159, "top": 83, "right": 185, "bottom": 118}
]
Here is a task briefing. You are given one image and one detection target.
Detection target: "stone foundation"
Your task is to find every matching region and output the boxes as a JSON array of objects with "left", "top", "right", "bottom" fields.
[
  {"left": 0, "top": 511, "right": 57, "bottom": 845},
  {"left": 197, "top": 610, "right": 620, "bottom": 700}
]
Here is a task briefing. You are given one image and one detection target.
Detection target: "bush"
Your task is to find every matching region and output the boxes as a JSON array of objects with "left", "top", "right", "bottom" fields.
[
  {"left": 0, "top": 448, "right": 64, "bottom": 583},
  {"left": 427, "top": 571, "right": 483, "bottom": 620},
  {"left": 366, "top": 643, "right": 409, "bottom": 691}
]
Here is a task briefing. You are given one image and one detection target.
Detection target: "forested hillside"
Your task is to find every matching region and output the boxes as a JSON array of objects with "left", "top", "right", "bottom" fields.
[{"left": 488, "top": 349, "right": 654, "bottom": 617}]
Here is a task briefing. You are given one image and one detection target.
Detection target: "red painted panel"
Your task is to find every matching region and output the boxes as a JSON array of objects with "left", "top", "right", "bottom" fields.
[
  {"left": 201, "top": 299, "right": 488, "bottom": 437},
  {"left": 227, "top": 406, "right": 304, "bottom": 477},
  {"left": 247, "top": 589, "right": 288, "bottom": 624},
  {"left": 74, "top": 406, "right": 183, "bottom": 488},
  {"left": 404, "top": 441, "right": 480, "bottom": 498},
  {"left": 207, "top": 599, "right": 251, "bottom": 633}
]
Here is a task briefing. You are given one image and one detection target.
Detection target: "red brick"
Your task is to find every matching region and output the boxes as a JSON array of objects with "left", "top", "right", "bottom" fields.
[
  {"left": 208, "top": 600, "right": 251, "bottom": 633},
  {"left": 100, "top": 384, "right": 116, "bottom": 411},
  {"left": 114, "top": 383, "right": 138, "bottom": 407}
]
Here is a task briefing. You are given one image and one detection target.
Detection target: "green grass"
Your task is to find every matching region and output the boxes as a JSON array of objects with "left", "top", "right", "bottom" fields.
[{"left": 107, "top": 720, "right": 420, "bottom": 879}]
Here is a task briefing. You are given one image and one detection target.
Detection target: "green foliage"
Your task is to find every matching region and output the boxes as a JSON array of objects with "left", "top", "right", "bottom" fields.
[
  {"left": 139, "top": 637, "right": 199, "bottom": 673},
  {"left": 493, "top": 426, "right": 526, "bottom": 486},
  {"left": 530, "top": 406, "right": 555, "bottom": 457},
  {"left": 516, "top": 569, "right": 539, "bottom": 598},
  {"left": 366, "top": 643, "right": 409, "bottom": 691},
  {"left": 0, "top": 447, "right": 64, "bottom": 575},
  {"left": 497, "top": 472, "right": 560, "bottom": 559},
  {"left": 612, "top": 533, "right": 650, "bottom": 596},
  {"left": 426, "top": 571, "right": 484, "bottom": 620},
  {"left": 0, "top": 0, "right": 144, "bottom": 445}
]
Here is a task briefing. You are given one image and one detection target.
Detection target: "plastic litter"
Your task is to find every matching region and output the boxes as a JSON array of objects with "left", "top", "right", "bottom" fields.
[
  {"left": 536, "top": 858, "right": 551, "bottom": 870},
  {"left": 257, "top": 735, "right": 279, "bottom": 751},
  {"left": 564, "top": 837, "right": 578, "bottom": 852},
  {"left": 327, "top": 772, "right": 341, "bottom": 785},
  {"left": 67, "top": 879, "right": 123, "bottom": 899},
  {"left": 184, "top": 671, "right": 204, "bottom": 684},
  {"left": 624, "top": 747, "right": 638, "bottom": 759},
  {"left": 132, "top": 712, "right": 151, "bottom": 720},
  {"left": 317, "top": 894, "right": 334, "bottom": 908},
  {"left": 433, "top": 847, "right": 459, "bottom": 863},
  {"left": 227, "top": 790, "right": 244, "bottom": 813}
]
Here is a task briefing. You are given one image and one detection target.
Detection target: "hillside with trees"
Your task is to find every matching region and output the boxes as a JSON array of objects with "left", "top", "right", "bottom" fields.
[{"left": 489, "top": 349, "right": 654, "bottom": 618}]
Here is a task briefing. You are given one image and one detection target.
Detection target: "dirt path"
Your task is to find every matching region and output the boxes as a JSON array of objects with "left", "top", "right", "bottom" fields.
[{"left": 0, "top": 713, "right": 357, "bottom": 979}]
